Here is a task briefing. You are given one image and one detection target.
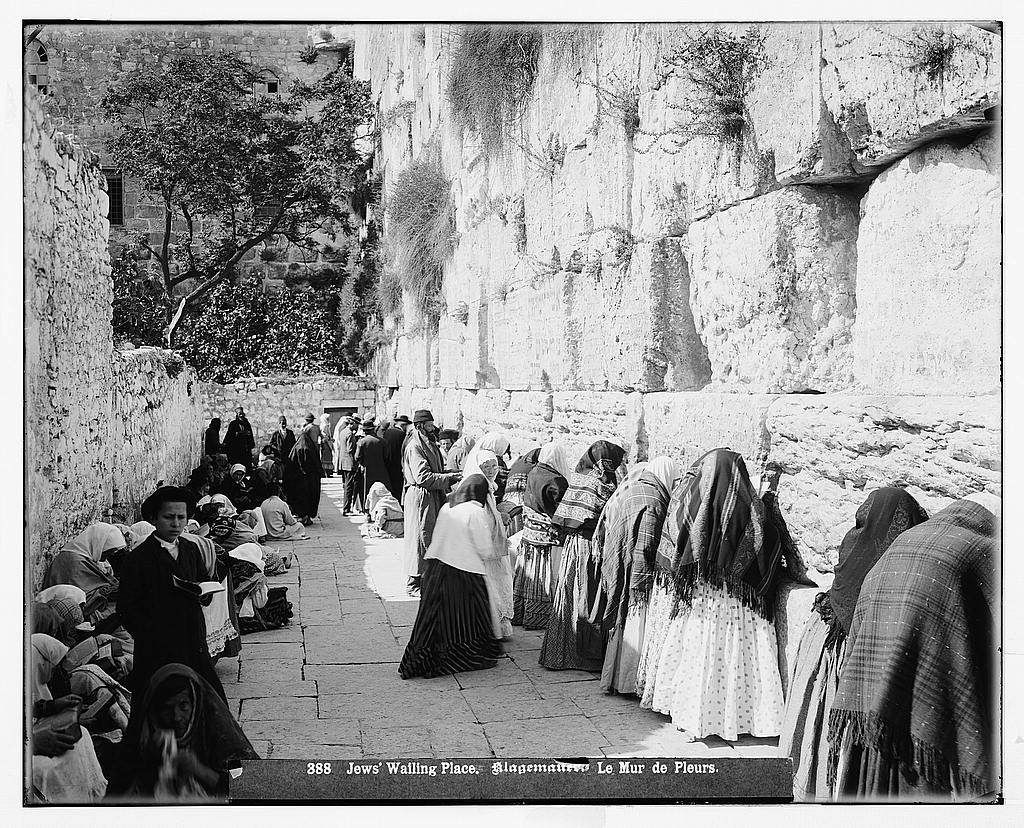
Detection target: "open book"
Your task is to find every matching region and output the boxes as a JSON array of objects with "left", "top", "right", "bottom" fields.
[{"left": 172, "top": 574, "right": 226, "bottom": 598}]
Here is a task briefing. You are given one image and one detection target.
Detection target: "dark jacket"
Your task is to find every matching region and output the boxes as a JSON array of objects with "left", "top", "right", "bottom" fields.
[
  {"left": 224, "top": 418, "right": 256, "bottom": 467},
  {"left": 381, "top": 426, "right": 406, "bottom": 500},
  {"left": 269, "top": 427, "right": 296, "bottom": 462},
  {"left": 355, "top": 433, "right": 391, "bottom": 499}
]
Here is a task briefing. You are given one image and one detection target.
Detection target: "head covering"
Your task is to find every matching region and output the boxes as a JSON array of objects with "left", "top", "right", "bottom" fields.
[
  {"left": 227, "top": 542, "right": 265, "bottom": 572},
  {"left": 463, "top": 448, "right": 500, "bottom": 490},
  {"left": 425, "top": 499, "right": 495, "bottom": 575},
  {"left": 822, "top": 488, "right": 929, "bottom": 644},
  {"left": 450, "top": 474, "right": 491, "bottom": 507},
  {"left": 473, "top": 432, "right": 511, "bottom": 459},
  {"left": 49, "top": 597, "right": 85, "bottom": 630},
  {"left": 394, "top": 415, "right": 411, "bottom": 425},
  {"left": 537, "top": 441, "right": 572, "bottom": 479},
  {"left": 366, "top": 482, "right": 402, "bottom": 518},
  {"left": 141, "top": 486, "right": 196, "bottom": 522},
  {"left": 129, "top": 520, "right": 157, "bottom": 549},
  {"left": 31, "top": 633, "right": 70, "bottom": 703},
  {"left": 32, "top": 601, "right": 65, "bottom": 642},
  {"left": 445, "top": 435, "right": 477, "bottom": 471},
  {"left": 60, "top": 524, "right": 127, "bottom": 562},
  {"left": 827, "top": 499, "right": 997, "bottom": 799},
  {"left": 659, "top": 448, "right": 783, "bottom": 620},
  {"left": 644, "top": 456, "right": 680, "bottom": 495},
  {"left": 413, "top": 409, "right": 433, "bottom": 424},
  {"left": 319, "top": 413, "right": 331, "bottom": 430},
  {"left": 130, "top": 663, "right": 258, "bottom": 793},
  {"left": 304, "top": 413, "right": 315, "bottom": 423},
  {"left": 209, "top": 493, "right": 237, "bottom": 516},
  {"left": 361, "top": 418, "right": 376, "bottom": 430},
  {"left": 35, "top": 584, "right": 87, "bottom": 605},
  {"left": 229, "top": 463, "right": 246, "bottom": 476},
  {"left": 551, "top": 440, "right": 627, "bottom": 535},
  {"left": 437, "top": 428, "right": 460, "bottom": 443},
  {"left": 502, "top": 446, "right": 541, "bottom": 509}
]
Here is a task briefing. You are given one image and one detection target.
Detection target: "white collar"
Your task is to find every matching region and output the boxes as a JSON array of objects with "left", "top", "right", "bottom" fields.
[{"left": 155, "top": 535, "right": 179, "bottom": 552}]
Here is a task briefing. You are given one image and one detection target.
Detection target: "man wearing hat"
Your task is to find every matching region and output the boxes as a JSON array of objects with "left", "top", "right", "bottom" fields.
[
  {"left": 333, "top": 415, "right": 360, "bottom": 515},
  {"left": 354, "top": 416, "right": 391, "bottom": 514},
  {"left": 393, "top": 414, "right": 412, "bottom": 431},
  {"left": 223, "top": 406, "right": 256, "bottom": 470},
  {"left": 401, "top": 410, "right": 462, "bottom": 595}
]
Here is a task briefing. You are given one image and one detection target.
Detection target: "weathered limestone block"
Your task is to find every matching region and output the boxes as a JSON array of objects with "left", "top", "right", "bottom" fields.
[
  {"left": 820, "top": 23, "right": 1000, "bottom": 176},
  {"left": 765, "top": 394, "right": 1000, "bottom": 570},
  {"left": 687, "top": 186, "right": 859, "bottom": 393},
  {"left": 853, "top": 132, "right": 1000, "bottom": 395},
  {"left": 642, "top": 391, "right": 779, "bottom": 471}
]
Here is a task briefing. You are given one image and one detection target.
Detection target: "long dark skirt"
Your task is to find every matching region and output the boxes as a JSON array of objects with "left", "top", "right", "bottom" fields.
[
  {"left": 284, "top": 466, "right": 322, "bottom": 519},
  {"left": 399, "top": 559, "right": 502, "bottom": 679}
]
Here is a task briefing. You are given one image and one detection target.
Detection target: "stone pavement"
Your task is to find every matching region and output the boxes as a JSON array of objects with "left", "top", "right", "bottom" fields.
[{"left": 214, "top": 479, "right": 780, "bottom": 760}]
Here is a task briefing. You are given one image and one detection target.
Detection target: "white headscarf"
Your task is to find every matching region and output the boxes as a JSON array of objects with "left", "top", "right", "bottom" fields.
[
  {"left": 367, "top": 482, "right": 403, "bottom": 518},
  {"left": 210, "top": 493, "right": 237, "bottom": 516},
  {"left": 538, "top": 441, "right": 572, "bottom": 479},
  {"left": 32, "top": 633, "right": 70, "bottom": 703},
  {"left": 319, "top": 413, "right": 332, "bottom": 434},
  {"left": 644, "top": 456, "right": 681, "bottom": 494},
  {"left": 227, "top": 542, "right": 265, "bottom": 572},
  {"left": 463, "top": 449, "right": 500, "bottom": 491},
  {"left": 455, "top": 452, "right": 508, "bottom": 555},
  {"left": 129, "top": 521, "right": 156, "bottom": 550},
  {"left": 61, "top": 524, "right": 127, "bottom": 562},
  {"left": 464, "top": 432, "right": 511, "bottom": 473},
  {"left": 425, "top": 502, "right": 494, "bottom": 574},
  {"left": 35, "top": 584, "right": 87, "bottom": 605}
]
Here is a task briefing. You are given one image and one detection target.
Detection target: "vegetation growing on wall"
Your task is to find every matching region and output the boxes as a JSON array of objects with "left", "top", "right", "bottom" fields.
[
  {"left": 384, "top": 156, "right": 455, "bottom": 322},
  {"left": 895, "top": 25, "right": 983, "bottom": 89},
  {"left": 445, "top": 24, "right": 543, "bottom": 154}
]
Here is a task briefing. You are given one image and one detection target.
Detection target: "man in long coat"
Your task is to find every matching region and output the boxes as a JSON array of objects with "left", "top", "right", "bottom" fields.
[
  {"left": 334, "top": 416, "right": 360, "bottom": 515},
  {"left": 380, "top": 419, "right": 407, "bottom": 502},
  {"left": 355, "top": 418, "right": 391, "bottom": 513},
  {"left": 401, "top": 410, "right": 461, "bottom": 595},
  {"left": 223, "top": 407, "right": 256, "bottom": 469}
]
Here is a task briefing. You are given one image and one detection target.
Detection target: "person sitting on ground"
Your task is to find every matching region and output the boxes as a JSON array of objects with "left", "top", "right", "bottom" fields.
[
  {"left": 43, "top": 524, "right": 125, "bottom": 602},
  {"left": 120, "top": 664, "right": 258, "bottom": 800},
  {"left": 29, "top": 633, "right": 108, "bottom": 804},
  {"left": 256, "top": 445, "right": 283, "bottom": 488},
  {"left": 260, "top": 481, "right": 309, "bottom": 541},
  {"left": 399, "top": 475, "right": 503, "bottom": 679},
  {"left": 227, "top": 544, "right": 293, "bottom": 632},
  {"left": 215, "top": 464, "right": 267, "bottom": 513},
  {"left": 364, "top": 482, "right": 405, "bottom": 539},
  {"left": 117, "top": 486, "right": 227, "bottom": 704}
]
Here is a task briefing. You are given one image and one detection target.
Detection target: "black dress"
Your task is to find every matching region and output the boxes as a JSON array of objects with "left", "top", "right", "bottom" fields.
[
  {"left": 117, "top": 533, "right": 227, "bottom": 702},
  {"left": 381, "top": 426, "right": 406, "bottom": 501},
  {"left": 223, "top": 418, "right": 255, "bottom": 468},
  {"left": 355, "top": 434, "right": 391, "bottom": 505}
]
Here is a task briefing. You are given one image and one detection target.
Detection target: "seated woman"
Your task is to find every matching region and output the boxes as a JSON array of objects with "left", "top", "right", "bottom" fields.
[
  {"left": 43, "top": 524, "right": 125, "bottom": 602},
  {"left": 29, "top": 633, "right": 108, "bottom": 803},
  {"left": 364, "top": 482, "right": 405, "bottom": 539},
  {"left": 120, "top": 664, "right": 258, "bottom": 800},
  {"left": 260, "top": 481, "right": 309, "bottom": 541},
  {"left": 227, "top": 543, "right": 293, "bottom": 633},
  {"left": 399, "top": 475, "right": 503, "bottom": 679}
]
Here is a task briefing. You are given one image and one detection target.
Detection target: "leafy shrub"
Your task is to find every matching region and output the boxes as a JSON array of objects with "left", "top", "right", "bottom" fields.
[
  {"left": 110, "top": 250, "right": 171, "bottom": 347},
  {"left": 445, "top": 24, "right": 543, "bottom": 154},
  {"left": 385, "top": 157, "right": 455, "bottom": 321}
]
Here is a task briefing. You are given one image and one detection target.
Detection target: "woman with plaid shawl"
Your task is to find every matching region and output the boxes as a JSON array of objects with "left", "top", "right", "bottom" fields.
[
  {"left": 640, "top": 448, "right": 786, "bottom": 740},
  {"left": 827, "top": 495, "right": 999, "bottom": 802},
  {"left": 778, "top": 488, "right": 928, "bottom": 802},
  {"left": 540, "top": 440, "right": 627, "bottom": 671}
]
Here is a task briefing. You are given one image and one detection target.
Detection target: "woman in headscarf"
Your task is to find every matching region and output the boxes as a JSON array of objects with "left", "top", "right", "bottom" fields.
[
  {"left": 464, "top": 432, "right": 512, "bottom": 502},
  {"left": 827, "top": 496, "right": 998, "bottom": 802},
  {"left": 286, "top": 420, "right": 323, "bottom": 524},
  {"left": 778, "top": 488, "right": 928, "bottom": 802},
  {"left": 365, "top": 482, "right": 405, "bottom": 538},
  {"left": 318, "top": 413, "right": 335, "bottom": 477},
  {"left": 401, "top": 410, "right": 463, "bottom": 596},
  {"left": 399, "top": 475, "right": 503, "bottom": 679},
  {"left": 589, "top": 456, "right": 679, "bottom": 695},
  {"left": 512, "top": 441, "right": 572, "bottom": 630},
  {"left": 500, "top": 446, "right": 540, "bottom": 536},
  {"left": 29, "top": 633, "right": 108, "bottom": 803},
  {"left": 445, "top": 433, "right": 476, "bottom": 472},
  {"left": 540, "top": 440, "right": 627, "bottom": 671},
  {"left": 43, "top": 524, "right": 125, "bottom": 601},
  {"left": 227, "top": 543, "right": 293, "bottom": 634},
  {"left": 119, "top": 663, "right": 258, "bottom": 799},
  {"left": 459, "top": 449, "right": 513, "bottom": 639},
  {"left": 641, "top": 449, "right": 786, "bottom": 741},
  {"left": 203, "top": 418, "right": 221, "bottom": 458}
]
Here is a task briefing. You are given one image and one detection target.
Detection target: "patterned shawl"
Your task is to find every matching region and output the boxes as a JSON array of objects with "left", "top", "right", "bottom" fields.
[
  {"left": 819, "top": 488, "right": 928, "bottom": 648},
  {"left": 657, "top": 448, "right": 782, "bottom": 620},
  {"left": 592, "top": 468, "right": 673, "bottom": 633},
  {"left": 523, "top": 464, "right": 568, "bottom": 519},
  {"left": 551, "top": 440, "right": 627, "bottom": 537},
  {"left": 503, "top": 448, "right": 541, "bottom": 509},
  {"left": 827, "top": 499, "right": 997, "bottom": 798}
]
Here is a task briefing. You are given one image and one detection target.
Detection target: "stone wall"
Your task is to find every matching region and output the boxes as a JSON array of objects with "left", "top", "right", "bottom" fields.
[
  {"left": 25, "top": 90, "right": 202, "bottom": 588},
  {"left": 357, "top": 22, "right": 1002, "bottom": 584},
  {"left": 199, "top": 375, "right": 376, "bottom": 446},
  {"left": 26, "top": 22, "right": 353, "bottom": 286}
]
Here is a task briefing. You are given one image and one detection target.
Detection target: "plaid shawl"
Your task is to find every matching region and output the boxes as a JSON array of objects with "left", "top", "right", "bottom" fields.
[
  {"left": 551, "top": 441, "right": 626, "bottom": 537},
  {"left": 827, "top": 499, "right": 997, "bottom": 798},
  {"left": 656, "top": 448, "right": 782, "bottom": 620},
  {"left": 591, "top": 471, "right": 671, "bottom": 633}
]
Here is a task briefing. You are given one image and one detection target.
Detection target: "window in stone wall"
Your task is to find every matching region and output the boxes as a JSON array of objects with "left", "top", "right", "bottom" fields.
[
  {"left": 253, "top": 69, "right": 282, "bottom": 99},
  {"left": 103, "top": 169, "right": 124, "bottom": 225},
  {"left": 25, "top": 41, "right": 49, "bottom": 95}
]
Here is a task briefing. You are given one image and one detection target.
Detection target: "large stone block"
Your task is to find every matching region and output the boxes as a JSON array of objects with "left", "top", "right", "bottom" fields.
[
  {"left": 852, "top": 131, "right": 1000, "bottom": 395},
  {"left": 641, "top": 391, "right": 779, "bottom": 471},
  {"left": 764, "top": 394, "right": 1000, "bottom": 570},
  {"left": 686, "top": 186, "right": 859, "bottom": 393}
]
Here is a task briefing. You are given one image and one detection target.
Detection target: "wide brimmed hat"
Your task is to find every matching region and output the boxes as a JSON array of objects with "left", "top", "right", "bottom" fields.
[
  {"left": 438, "top": 429, "right": 460, "bottom": 442},
  {"left": 413, "top": 409, "right": 434, "bottom": 424},
  {"left": 394, "top": 414, "right": 411, "bottom": 424},
  {"left": 304, "top": 413, "right": 315, "bottom": 422},
  {"left": 361, "top": 418, "right": 376, "bottom": 429}
]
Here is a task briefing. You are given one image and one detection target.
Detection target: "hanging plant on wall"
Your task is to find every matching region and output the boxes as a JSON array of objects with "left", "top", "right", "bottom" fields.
[{"left": 384, "top": 156, "right": 455, "bottom": 323}]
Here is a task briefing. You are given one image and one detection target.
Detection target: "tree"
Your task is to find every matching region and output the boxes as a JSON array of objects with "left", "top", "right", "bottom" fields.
[
  {"left": 102, "top": 51, "right": 372, "bottom": 344},
  {"left": 110, "top": 248, "right": 171, "bottom": 347}
]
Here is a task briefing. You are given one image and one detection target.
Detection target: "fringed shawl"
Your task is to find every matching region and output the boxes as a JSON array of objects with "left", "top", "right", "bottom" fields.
[
  {"left": 820, "top": 487, "right": 928, "bottom": 649},
  {"left": 503, "top": 448, "right": 541, "bottom": 510},
  {"left": 827, "top": 499, "right": 997, "bottom": 799},
  {"left": 592, "top": 470, "right": 672, "bottom": 634},
  {"left": 523, "top": 463, "right": 568, "bottom": 520},
  {"left": 551, "top": 440, "right": 626, "bottom": 538},
  {"left": 658, "top": 448, "right": 782, "bottom": 621}
]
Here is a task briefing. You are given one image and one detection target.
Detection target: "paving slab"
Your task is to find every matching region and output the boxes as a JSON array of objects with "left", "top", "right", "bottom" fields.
[
  {"left": 240, "top": 625, "right": 304, "bottom": 644},
  {"left": 239, "top": 658, "right": 305, "bottom": 682},
  {"left": 482, "top": 715, "right": 610, "bottom": 757},
  {"left": 462, "top": 684, "right": 581, "bottom": 723},
  {"left": 240, "top": 696, "right": 318, "bottom": 721},
  {"left": 453, "top": 658, "right": 533, "bottom": 690},
  {"left": 307, "top": 663, "right": 459, "bottom": 693},
  {"left": 269, "top": 744, "right": 362, "bottom": 760},
  {"left": 318, "top": 691, "right": 477, "bottom": 725},
  {"left": 236, "top": 641, "right": 305, "bottom": 661},
  {"left": 242, "top": 718, "right": 362, "bottom": 745},
  {"left": 225, "top": 681, "right": 318, "bottom": 699}
]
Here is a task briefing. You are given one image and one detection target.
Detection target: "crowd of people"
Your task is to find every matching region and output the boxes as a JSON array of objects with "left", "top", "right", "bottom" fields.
[{"left": 29, "top": 401, "right": 1000, "bottom": 804}]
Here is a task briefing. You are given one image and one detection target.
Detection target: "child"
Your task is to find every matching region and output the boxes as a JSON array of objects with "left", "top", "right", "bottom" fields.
[
  {"left": 260, "top": 481, "right": 309, "bottom": 541},
  {"left": 117, "top": 486, "right": 226, "bottom": 703}
]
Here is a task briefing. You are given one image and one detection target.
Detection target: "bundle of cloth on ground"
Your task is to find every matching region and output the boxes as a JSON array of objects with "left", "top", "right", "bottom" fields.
[{"left": 363, "top": 482, "right": 405, "bottom": 538}]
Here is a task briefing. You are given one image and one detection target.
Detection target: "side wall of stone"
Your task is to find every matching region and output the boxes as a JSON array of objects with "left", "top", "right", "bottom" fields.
[
  {"left": 198, "top": 376, "right": 377, "bottom": 447},
  {"left": 25, "top": 91, "right": 202, "bottom": 587}
]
